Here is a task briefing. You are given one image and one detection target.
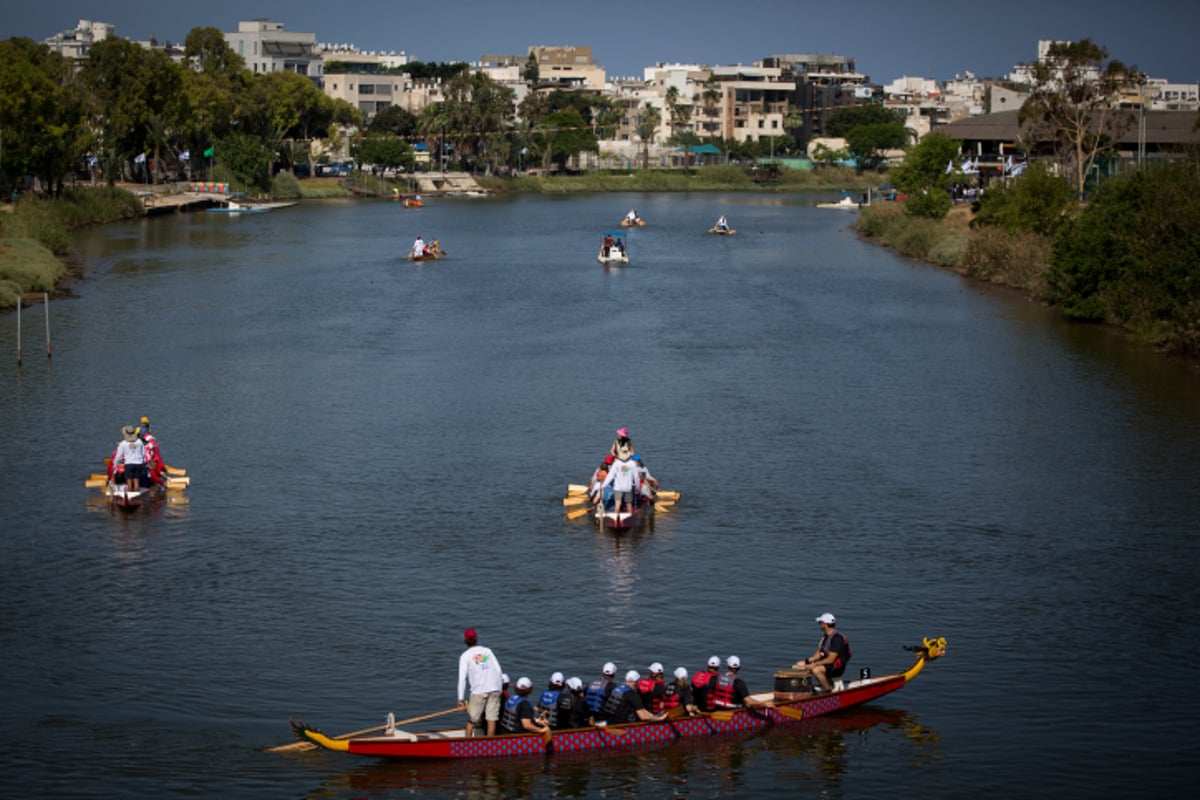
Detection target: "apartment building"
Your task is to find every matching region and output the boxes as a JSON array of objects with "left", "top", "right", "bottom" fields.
[
  {"left": 224, "top": 20, "right": 321, "bottom": 78},
  {"left": 42, "top": 19, "right": 115, "bottom": 61},
  {"left": 528, "top": 46, "right": 605, "bottom": 89}
]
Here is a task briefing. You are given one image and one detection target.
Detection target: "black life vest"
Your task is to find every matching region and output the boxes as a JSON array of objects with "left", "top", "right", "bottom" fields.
[
  {"left": 499, "top": 694, "right": 528, "bottom": 734},
  {"left": 602, "top": 684, "right": 632, "bottom": 722},
  {"left": 820, "top": 631, "right": 852, "bottom": 671},
  {"left": 554, "top": 691, "right": 577, "bottom": 729}
]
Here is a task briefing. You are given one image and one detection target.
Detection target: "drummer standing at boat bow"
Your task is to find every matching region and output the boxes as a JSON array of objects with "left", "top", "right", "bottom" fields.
[
  {"left": 457, "top": 628, "right": 504, "bottom": 737},
  {"left": 601, "top": 438, "right": 641, "bottom": 518},
  {"left": 113, "top": 425, "right": 146, "bottom": 491}
]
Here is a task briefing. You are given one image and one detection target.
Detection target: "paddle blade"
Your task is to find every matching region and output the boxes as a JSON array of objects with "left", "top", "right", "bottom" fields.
[
  {"left": 657, "top": 490, "right": 680, "bottom": 500},
  {"left": 775, "top": 705, "right": 804, "bottom": 721},
  {"left": 567, "top": 483, "right": 589, "bottom": 494},
  {"left": 563, "top": 496, "right": 589, "bottom": 507},
  {"left": 85, "top": 478, "right": 106, "bottom": 489},
  {"left": 566, "top": 505, "right": 593, "bottom": 520},
  {"left": 164, "top": 465, "right": 187, "bottom": 476},
  {"left": 708, "top": 710, "right": 737, "bottom": 721}
]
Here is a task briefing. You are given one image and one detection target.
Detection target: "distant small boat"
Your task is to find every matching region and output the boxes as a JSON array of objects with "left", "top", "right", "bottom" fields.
[
  {"left": 708, "top": 227, "right": 736, "bottom": 235},
  {"left": 208, "top": 199, "right": 295, "bottom": 214},
  {"left": 816, "top": 196, "right": 860, "bottom": 210},
  {"left": 597, "top": 231, "right": 629, "bottom": 265},
  {"left": 620, "top": 217, "right": 645, "bottom": 227}
]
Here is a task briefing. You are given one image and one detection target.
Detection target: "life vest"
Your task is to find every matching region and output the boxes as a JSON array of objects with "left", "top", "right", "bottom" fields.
[
  {"left": 820, "top": 632, "right": 852, "bottom": 672},
  {"left": 637, "top": 677, "right": 665, "bottom": 713},
  {"left": 662, "top": 682, "right": 683, "bottom": 710},
  {"left": 553, "top": 691, "right": 577, "bottom": 729},
  {"left": 692, "top": 670, "right": 717, "bottom": 712},
  {"left": 500, "top": 694, "right": 527, "bottom": 734},
  {"left": 710, "top": 673, "right": 740, "bottom": 709},
  {"left": 602, "top": 684, "right": 634, "bottom": 723},
  {"left": 538, "top": 689, "right": 561, "bottom": 728},
  {"left": 585, "top": 679, "right": 612, "bottom": 714}
]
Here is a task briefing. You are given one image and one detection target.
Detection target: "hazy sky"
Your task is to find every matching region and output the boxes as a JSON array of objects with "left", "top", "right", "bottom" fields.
[{"left": 7, "top": 0, "right": 1198, "bottom": 84}]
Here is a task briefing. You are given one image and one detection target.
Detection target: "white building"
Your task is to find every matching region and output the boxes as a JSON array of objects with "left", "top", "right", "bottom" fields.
[
  {"left": 225, "top": 20, "right": 321, "bottom": 78},
  {"left": 42, "top": 19, "right": 114, "bottom": 61}
]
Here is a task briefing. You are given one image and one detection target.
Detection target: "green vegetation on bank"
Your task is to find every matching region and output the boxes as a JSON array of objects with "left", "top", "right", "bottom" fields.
[
  {"left": 479, "top": 165, "right": 870, "bottom": 193},
  {"left": 857, "top": 159, "right": 1200, "bottom": 356},
  {"left": 0, "top": 186, "right": 143, "bottom": 309}
]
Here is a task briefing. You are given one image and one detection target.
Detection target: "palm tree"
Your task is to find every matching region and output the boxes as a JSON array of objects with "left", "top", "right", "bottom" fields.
[{"left": 636, "top": 104, "right": 661, "bottom": 169}]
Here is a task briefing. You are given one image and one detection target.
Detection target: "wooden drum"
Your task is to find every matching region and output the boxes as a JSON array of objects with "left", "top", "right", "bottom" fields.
[{"left": 773, "top": 668, "right": 812, "bottom": 701}]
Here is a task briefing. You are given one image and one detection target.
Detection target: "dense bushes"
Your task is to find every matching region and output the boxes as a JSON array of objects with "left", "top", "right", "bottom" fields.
[
  {"left": 1048, "top": 162, "right": 1200, "bottom": 353},
  {"left": 971, "top": 163, "right": 1076, "bottom": 237}
]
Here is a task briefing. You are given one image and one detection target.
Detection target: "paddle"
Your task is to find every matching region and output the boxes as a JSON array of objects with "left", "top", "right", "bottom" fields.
[
  {"left": 566, "top": 505, "right": 593, "bottom": 520},
  {"left": 562, "top": 495, "right": 590, "bottom": 507},
  {"left": 774, "top": 704, "right": 805, "bottom": 721},
  {"left": 164, "top": 465, "right": 187, "bottom": 476},
  {"left": 657, "top": 490, "right": 680, "bottom": 500},
  {"left": 567, "top": 483, "right": 589, "bottom": 494},
  {"left": 268, "top": 706, "right": 460, "bottom": 753},
  {"left": 85, "top": 478, "right": 106, "bottom": 489}
]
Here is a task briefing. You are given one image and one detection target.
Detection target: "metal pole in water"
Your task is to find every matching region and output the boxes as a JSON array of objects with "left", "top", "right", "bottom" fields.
[
  {"left": 16, "top": 297, "right": 22, "bottom": 365},
  {"left": 44, "top": 292, "right": 52, "bottom": 358}
]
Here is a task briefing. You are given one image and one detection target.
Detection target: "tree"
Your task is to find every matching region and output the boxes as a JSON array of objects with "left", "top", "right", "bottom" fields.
[
  {"left": 537, "top": 108, "right": 596, "bottom": 170},
  {"left": 844, "top": 122, "right": 910, "bottom": 170},
  {"left": 0, "top": 38, "right": 89, "bottom": 192},
  {"left": 212, "top": 130, "right": 272, "bottom": 191},
  {"left": 438, "top": 70, "right": 515, "bottom": 173},
  {"left": 1018, "top": 39, "right": 1140, "bottom": 198},
  {"left": 825, "top": 105, "right": 904, "bottom": 137},
  {"left": 889, "top": 132, "right": 960, "bottom": 219},
  {"left": 522, "top": 53, "right": 539, "bottom": 86},
  {"left": 636, "top": 104, "right": 661, "bottom": 169},
  {"left": 180, "top": 28, "right": 248, "bottom": 171},
  {"left": 972, "top": 162, "right": 1076, "bottom": 237},
  {"left": 368, "top": 105, "right": 418, "bottom": 137},
  {"left": 354, "top": 134, "right": 414, "bottom": 171},
  {"left": 79, "top": 38, "right": 186, "bottom": 183}
]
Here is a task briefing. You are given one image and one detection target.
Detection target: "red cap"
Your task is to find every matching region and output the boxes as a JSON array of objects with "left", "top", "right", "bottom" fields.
[
  {"left": 464, "top": 628, "right": 477, "bottom": 644},
  {"left": 604, "top": 455, "right": 615, "bottom": 464}
]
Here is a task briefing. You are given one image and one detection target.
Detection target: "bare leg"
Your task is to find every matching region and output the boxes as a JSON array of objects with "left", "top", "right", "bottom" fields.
[
  {"left": 486, "top": 719, "right": 497, "bottom": 737},
  {"left": 465, "top": 720, "right": 475, "bottom": 738}
]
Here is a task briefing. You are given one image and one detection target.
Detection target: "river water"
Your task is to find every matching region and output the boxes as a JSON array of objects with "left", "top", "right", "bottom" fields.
[{"left": 1, "top": 192, "right": 1198, "bottom": 799}]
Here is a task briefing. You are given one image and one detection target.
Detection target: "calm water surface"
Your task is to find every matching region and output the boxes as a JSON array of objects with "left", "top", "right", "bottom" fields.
[{"left": 1, "top": 192, "right": 1198, "bottom": 799}]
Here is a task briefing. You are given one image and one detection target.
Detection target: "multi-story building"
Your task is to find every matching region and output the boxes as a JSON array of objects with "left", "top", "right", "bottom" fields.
[
  {"left": 224, "top": 20, "right": 321, "bottom": 79},
  {"left": 762, "top": 54, "right": 872, "bottom": 144},
  {"left": 527, "top": 46, "right": 606, "bottom": 90},
  {"left": 42, "top": 19, "right": 115, "bottom": 61},
  {"left": 707, "top": 63, "right": 793, "bottom": 144}
]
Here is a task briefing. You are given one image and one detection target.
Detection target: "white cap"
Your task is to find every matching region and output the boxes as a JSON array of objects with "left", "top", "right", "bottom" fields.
[
  {"left": 674, "top": 667, "right": 689, "bottom": 680},
  {"left": 550, "top": 671, "right": 565, "bottom": 686},
  {"left": 707, "top": 656, "right": 721, "bottom": 668},
  {"left": 625, "top": 670, "right": 640, "bottom": 682},
  {"left": 602, "top": 661, "right": 617, "bottom": 676},
  {"left": 502, "top": 673, "right": 510, "bottom": 685},
  {"left": 649, "top": 662, "right": 664, "bottom": 674},
  {"left": 515, "top": 676, "right": 532, "bottom": 690},
  {"left": 727, "top": 655, "right": 741, "bottom": 669},
  {"left": 566, "top": 677, "right": 583, "bottom": 691},
  {"left": 816, "top": 612, "right": 837, "bottom": 625}
]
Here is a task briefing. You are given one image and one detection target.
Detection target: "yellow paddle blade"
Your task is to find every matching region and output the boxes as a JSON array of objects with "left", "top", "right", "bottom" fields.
[
  {"left": 567, "top": 483, "right": 589, "bottom": 494},
  {"left": 566, "top": 505, "right": 593, "bottom": 520},
  {"left": 657, "top": 490, "right": 680, "bottom": 500},
  {"left": 164, "top": 465, "right": 187, "bottom": 476},
  {"left": 562, "top": 496, "right": 589, "bottom": 506},
  {"left": 85, "top": 478, "right": 106, "bottom": 489}
]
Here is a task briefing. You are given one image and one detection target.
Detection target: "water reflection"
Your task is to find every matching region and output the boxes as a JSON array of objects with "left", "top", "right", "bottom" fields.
[{"left": 294, "top": 706, "right": 936, "bottom": 799}]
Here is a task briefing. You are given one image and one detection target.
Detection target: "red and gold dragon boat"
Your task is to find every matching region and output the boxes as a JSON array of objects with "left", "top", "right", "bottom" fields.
[{"left": 285, "top": 637, "right": 946, "bottom": 760}]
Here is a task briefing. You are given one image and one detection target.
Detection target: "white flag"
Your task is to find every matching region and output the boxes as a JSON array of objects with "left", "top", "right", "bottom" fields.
[
  {"left": 134, "top": 152, "right": 146, "bottom": 164},
  {"left": 179, "top": 150, "right": 190, "bottom": 161}
]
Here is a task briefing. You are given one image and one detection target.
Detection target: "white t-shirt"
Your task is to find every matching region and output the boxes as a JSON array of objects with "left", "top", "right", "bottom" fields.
[
  {"left": 115, "top": 439, "right": 145, "bottom": 465},
  {"left": 602, "top": 457, "right": 642, "bottom": 493},
  {"left": 458, "top": 645, "right": 503, "bottom": 700}
]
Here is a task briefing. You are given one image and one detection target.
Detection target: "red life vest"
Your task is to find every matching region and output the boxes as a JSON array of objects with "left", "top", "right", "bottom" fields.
[
  {"left": 710, "top": 673, "right": 739, "bottom": 709},
  {"left": 692, "top": 670, "right": 717, "bottom": 711},
  {"left": 636, "top": 677, "right": 664, "bottom": 713},
  {"left": 662, "top": 682, "right": 683, "bottom": 710}
]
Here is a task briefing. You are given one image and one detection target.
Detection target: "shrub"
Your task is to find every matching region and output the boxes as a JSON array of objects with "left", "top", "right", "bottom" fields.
[
  {"left": 271, "top": 171, "right": 302, "bottom": 199},
  {"left": 972, "top": 163, "right": 1076, "bottom": 237},
  {"left": 961, "top": 226, "right": 1053, "bottom": 296}
]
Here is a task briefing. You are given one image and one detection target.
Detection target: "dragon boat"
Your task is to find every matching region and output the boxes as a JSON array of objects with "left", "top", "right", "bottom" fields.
[{"left": 287, "top": 637, "right": 946, "bottom": 760}]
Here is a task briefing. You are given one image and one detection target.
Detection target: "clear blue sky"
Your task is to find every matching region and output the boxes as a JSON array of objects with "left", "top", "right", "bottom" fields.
[{"left": 8, "top": 0, "right": 1198, "bottom": 84}]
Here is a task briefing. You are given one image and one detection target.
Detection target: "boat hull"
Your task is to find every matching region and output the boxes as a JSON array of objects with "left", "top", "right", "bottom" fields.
[
  {"left": 292, "top": 652, "right": 941, "bottom": 760},
  {"left": 596, "top": 503, "right": 650, "bottom": 529}
]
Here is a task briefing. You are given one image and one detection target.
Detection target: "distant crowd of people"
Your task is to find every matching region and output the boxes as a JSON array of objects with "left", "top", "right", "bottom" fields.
[{"left": 455, "top": 613, "right": 850, "bottom": 737}]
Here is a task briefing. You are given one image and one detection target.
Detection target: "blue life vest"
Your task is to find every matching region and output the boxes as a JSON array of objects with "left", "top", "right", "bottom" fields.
[
  {"left": 585, "top": 679, "right": 612, "bottom": 714},
  {"left": 500, "top": 694, "right": 527, "bottom": 734},
  {"left": 538, "top": 689, "right": 561, "bottom": 727},
  {"left": 602, "top": 684, "right": 632, "bottom": 721}
]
